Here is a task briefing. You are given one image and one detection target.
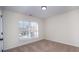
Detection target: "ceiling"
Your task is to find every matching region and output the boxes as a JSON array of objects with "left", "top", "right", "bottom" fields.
[{"left": 1, "top": 6, "right": 79, "bottom": 19}]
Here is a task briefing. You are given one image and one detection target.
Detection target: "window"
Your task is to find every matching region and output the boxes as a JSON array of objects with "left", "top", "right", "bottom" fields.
[{"left": 18, "top": 20, "right": 38, "bottom": 39}]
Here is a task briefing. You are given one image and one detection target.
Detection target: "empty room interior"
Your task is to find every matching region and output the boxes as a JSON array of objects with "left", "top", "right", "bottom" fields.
[{"left": 1, "top": 6, "right": 79, "bottom": 52}]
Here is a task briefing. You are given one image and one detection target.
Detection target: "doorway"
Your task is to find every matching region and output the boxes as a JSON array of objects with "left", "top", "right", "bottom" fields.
[{"left": 0, "top": 15, "right": 3, "bottom": 52}]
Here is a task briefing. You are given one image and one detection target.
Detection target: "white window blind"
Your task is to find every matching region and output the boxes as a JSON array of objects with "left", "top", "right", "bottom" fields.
[{"left": 18, "top": 21, "right": 38, "bottom": 39}]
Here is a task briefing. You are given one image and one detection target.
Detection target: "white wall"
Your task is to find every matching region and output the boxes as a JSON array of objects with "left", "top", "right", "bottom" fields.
[
  {"left": 45, "top": 9, "right": 79, "bottom": 47},
  {"left": 3, "top": 10, "right": 44, "bottom": 50}
]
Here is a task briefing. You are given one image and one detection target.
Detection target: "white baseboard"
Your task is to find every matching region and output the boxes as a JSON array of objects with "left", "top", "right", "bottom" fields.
[
  {"left": 47, "top": 39, "right": 79, "bottom": 47},
  {"left": 5, "top": 38, "right": 43, "bottom": 50}
]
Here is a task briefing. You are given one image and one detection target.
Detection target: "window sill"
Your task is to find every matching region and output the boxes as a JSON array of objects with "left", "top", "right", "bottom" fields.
[{"left": 19, "top": 37, "right": 39, "bottom": 40}]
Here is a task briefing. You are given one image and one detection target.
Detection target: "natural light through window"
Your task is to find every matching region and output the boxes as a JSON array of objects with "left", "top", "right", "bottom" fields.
[{"left": 18, "top": 20, "right": 38, "bottom": 39}]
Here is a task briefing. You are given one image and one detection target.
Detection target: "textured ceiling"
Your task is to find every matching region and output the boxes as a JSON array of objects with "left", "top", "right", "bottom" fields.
[{"left": 1, "top": 6, "right": 79, "bottom": 19}]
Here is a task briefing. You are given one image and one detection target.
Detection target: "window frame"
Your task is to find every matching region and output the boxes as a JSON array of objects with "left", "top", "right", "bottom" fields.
[{"left": 18, "top": 20, "right": 39, "bottom": 39}]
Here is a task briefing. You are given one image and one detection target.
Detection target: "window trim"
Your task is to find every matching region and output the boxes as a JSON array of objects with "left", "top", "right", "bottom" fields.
[{"left": 18, "top": 20, "right": 39, "bottom": 39}]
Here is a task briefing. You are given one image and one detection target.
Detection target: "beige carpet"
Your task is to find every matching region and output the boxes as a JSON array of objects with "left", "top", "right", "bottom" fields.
[{"left": 7, "top": 39, "right": 79, "bottom": 52}]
